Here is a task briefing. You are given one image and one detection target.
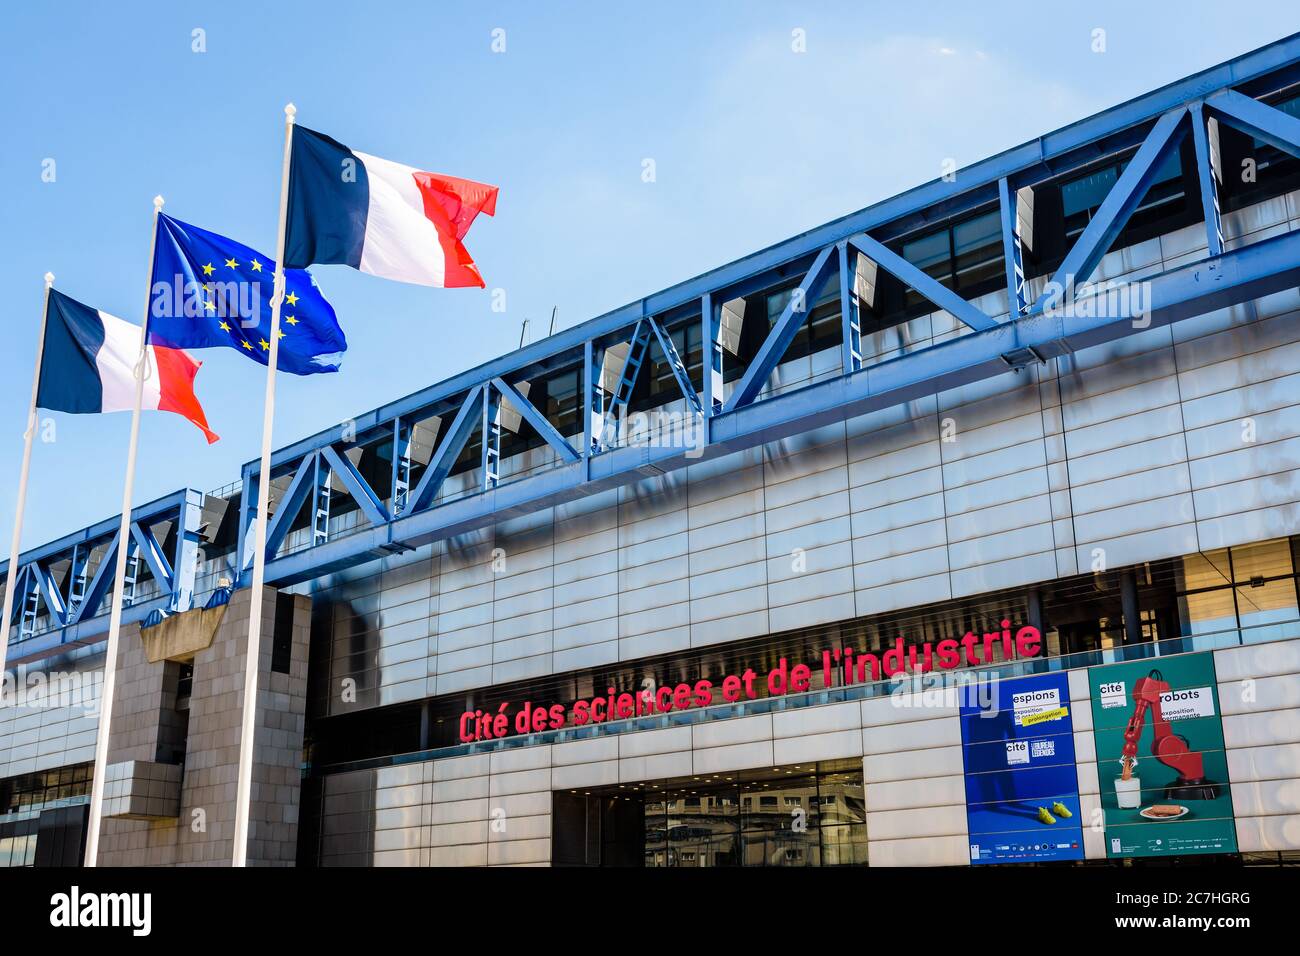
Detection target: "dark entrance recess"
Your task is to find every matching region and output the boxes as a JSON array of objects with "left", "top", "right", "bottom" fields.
[{"left": 553, "top": 759, "right": 867, "bottom": 867}]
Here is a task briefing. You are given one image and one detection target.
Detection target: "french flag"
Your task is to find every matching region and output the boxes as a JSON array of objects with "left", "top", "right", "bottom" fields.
[
  {"left": 37, "top": 289, "right": 218, "bottom": 443},
  {"left": 284, "top": 126, "right": 498, "bottom": 288}
]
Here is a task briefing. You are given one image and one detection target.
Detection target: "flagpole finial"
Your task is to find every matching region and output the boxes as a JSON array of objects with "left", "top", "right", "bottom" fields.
[
  {"left": 285, "top": 103, "right": 297, "bottom": 119},
  {"left": 153, "top": 195, "right": 165, "bottom": 210},
  {"left": 43, "top": 272, "right": 54, "bottom": 286}
]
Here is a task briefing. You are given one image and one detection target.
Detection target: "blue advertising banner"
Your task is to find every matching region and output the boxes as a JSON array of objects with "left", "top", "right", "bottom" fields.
[{"left": 959, "top": 671, "right": 1085, "bottom": 864}]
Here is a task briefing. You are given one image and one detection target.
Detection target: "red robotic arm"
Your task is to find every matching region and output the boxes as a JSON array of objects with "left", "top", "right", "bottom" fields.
[{"left": 1120, "top": 669, "right": 1218, "bottom": 800}]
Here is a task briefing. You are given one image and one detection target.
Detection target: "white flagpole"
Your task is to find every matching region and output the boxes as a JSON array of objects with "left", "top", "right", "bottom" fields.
[
  {"left": 84, "top": 195, "right": 166, "bottom": 867},
  {"left": 0, "top": 272, "right": 56, "bottom": 694},
  {"left": 231, "top": 102, "right": 295, "bottom": 868}
]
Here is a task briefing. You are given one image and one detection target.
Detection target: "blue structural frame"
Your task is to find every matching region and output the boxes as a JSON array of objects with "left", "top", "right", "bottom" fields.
[
  {"left": 1, "top": 489, "right": 204, "bottom": 665},
  {"left": 10, "top": 34, "right": 1300, "bottom": 655}
]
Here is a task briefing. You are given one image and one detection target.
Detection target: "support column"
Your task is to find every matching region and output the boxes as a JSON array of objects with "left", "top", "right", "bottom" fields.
[
  {"left": 392, "top": 418, "right": 412, "bottom": 517},
  {"left": 837, "top": 241, "right": 863, "bottom": 373},
  {"left": 701, "top": 293, "right": 723, "bottom": 415},
  {"left": 1120, "top": 570, "right": 1143, "bottom": 645},
  {"left": 1026, "top": 587, "right": 1043, "bottom": 633},
  {"left": 1191, "top": 101, "right": 1225, "bottom": 257}
]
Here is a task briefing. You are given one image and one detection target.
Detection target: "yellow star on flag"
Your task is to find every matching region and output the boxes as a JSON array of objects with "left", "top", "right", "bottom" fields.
[
  {"left": 241, "top": 340, "right": 254, "bottom": 350},
  {"left": 250, "top": 259, "right": 263, "bottom": 272},
  {"left": 219, "top": 321, "right": 232, "bottom": 332},
  {"left": 202, "top": 263, "right": 215, "bottom": 276},
  {"left": 284, "top": 291, "right": 299, "bottom": 307},
  {"left": 276, "top": 329, "right": 286, "bottom": 339},
  {"left": 204, "top": 299, "right": 216, "bottom": 312},
  {"left": 285, "top": 315, "right": 299, "bottom": 326},
  {"left": 224, "top": 257, "right": 239, "bottom": 269},
  {"left": 259, "top": 338, "right": 270, "bottom": 351}
]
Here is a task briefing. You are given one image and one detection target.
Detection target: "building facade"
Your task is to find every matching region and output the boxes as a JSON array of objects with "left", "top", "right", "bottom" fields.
[{"left": 4, "top": 36, "right": 1300, "bottom": 867}]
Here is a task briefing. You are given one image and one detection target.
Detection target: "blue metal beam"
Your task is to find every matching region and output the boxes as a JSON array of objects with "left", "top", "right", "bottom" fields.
[
  {"left": 406, "top": 384, "right": 484, "bottom": 512},
  {"left": 6, "top": 566, "right": 29, "bottom": 626},
  {"left": 491, "top": 377, "right": 581, "bottom": 463},
  {"left": 0, "top": 490, "right": 198, "bottom": 574},
  {"left": 260, "top": 452, "right": 317, "bottom": 565},
  {"left": 581, "top": 339, "right": 601, "bottom": 466},
  {"left": 998, "top": 178, "right": 1030, "bottom": 317},
  {"left": 320, "top": 445, "right": 391, "bottom": 527},
  {"left": 129, "top": 522, "right": 174, "bottom": 594},
  {"left": 1190, "top": 102, "right": 1225, "bottom": 258},
  {"left": 724, "top": 243, "right": 838, "bottom": 412},
  {"left": 0, "top": 489, "right": 214, "bottom": 661},
  {"left": 392, "top": 419, "right": 412, "bottom": 517},
  {"left": 1206, "top": 88, "right": 1300, "bottom": 158},
  {"left": 1036, "top": 107, "right": 1189, "bottom": 310},
  {"left": 73, "top": 539, "right": 118, "bottom": 625},
  {"left": 837, "top": 242, "right": 863, "bottom": 374},
  {"left": 645, "top": 319, "right": 703, "bottom": 415},
  {"left": 30, "top": 564, "right": 67, "bottom": 627},
  {"left": 847, "top": 232, "right": 998, "bottom": 332},
  {"left": 701, "top": 292, "right": 723, "bottom": 414}
]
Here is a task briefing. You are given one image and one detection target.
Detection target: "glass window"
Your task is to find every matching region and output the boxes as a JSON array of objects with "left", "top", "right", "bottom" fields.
[
  {"left": 1179, "top": 587, "right": 1238, "bottom": 637},
  {"left": 1230, "top": 539, "right": 1294, "bottom": 581},
  {"left": 902, "top": 229, "right": 951, "bottom": 279},
  {"left": 891, "top": 210, "right": 1006, "bottom": 318},
  {"left": 952, "top": 211, "right": 1004, "bottom": 293},
  {"left": 1062, "top": 167, "right": 1118, "bottom": 219},
  {"left": 544, "top": 369, "right": 579, "bottom": 438},
  {"left": 1180, "top": 549, "right": 1234, "bottom": 591},
  {"left": 1235, "top": 577, "right": 1299, "bottom": 636}
]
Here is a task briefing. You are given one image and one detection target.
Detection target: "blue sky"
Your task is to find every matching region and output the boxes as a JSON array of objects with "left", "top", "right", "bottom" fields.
[{"left": 0, "top": 1, "right": 1297, "bottom": 550}]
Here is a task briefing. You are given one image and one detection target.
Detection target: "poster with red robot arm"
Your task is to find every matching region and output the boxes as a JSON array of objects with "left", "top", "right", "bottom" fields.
[{"left": 1087, "top": 651, "right": 1238, "bottom": 858}]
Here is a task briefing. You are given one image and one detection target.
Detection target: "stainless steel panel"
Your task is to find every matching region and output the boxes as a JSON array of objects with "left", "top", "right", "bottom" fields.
[
  {"left": 941, "top": 467, "right": 1049, "bottom": 517},
  {"left": 1182, "top": 371, "right": 1300, "bottom": 430},
  {"left": 947, "top": 523, "right": 1055, "bottom": 571},
  {"left": 945, "top": 495, "right": 1053, "bottom": 544},
  {"left": 764, "top": 514, "right": 853, "bottom": 556},
  {"left": 853, "top": 518, "right": 947, "bottom": 563},
  {"left": 1070, "top": 463, "right": 1192, "bottom": 516},
  {"left": 842, "top": 489, "right": 946, "bottom": 541}
]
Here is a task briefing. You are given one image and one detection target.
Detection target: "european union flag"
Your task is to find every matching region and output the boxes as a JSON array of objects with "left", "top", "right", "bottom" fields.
[{"left": 148, "top": 213, "right": 347, "bottom": 375}]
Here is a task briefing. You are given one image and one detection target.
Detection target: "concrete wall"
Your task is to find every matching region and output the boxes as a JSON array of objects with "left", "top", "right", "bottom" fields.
[
  {"left": 97, "top": 587, "right": 310, "bottom": 866},
  {"left": 309, "top": 192, "right": 1300, "bottom": 719}
]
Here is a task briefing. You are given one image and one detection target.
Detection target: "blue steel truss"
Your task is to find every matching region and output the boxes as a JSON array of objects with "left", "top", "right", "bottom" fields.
[
  {"left": 1, "top": 489, "right": 204, "bottom": 665},
  {"left": 10, "top": 35, "right": 1300, "bottom": 657}
]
